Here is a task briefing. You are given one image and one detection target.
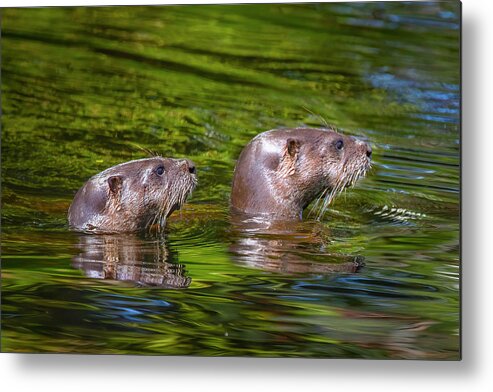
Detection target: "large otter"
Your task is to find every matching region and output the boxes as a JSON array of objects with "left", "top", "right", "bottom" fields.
[
  {"left": 231, "top": 128, "right": 371, "bottom": 219},
  {"left": 68, "top": 157, "right": 197, "bottom": 233}
]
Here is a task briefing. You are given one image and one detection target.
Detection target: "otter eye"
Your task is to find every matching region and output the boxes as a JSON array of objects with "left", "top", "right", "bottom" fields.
[
  {"left": 335, "top": 140, "right": 344, "bottom": 150},
  {"left": 156, "top": 165, "right": 165, "bottom": 176}
]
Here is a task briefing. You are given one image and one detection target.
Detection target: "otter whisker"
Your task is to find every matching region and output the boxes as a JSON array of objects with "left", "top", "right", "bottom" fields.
[
  {"left": 317, "top": 180, "right": 343, "bottom": 220},
  {"left": 301, "top": 105, "right": 330, "bottom": 128},
  {"left": 308, "top": 187, "right": 330, "bottom": 218},
  {"left": 149, "top": 200, "right": 163, "bottom": 234}
]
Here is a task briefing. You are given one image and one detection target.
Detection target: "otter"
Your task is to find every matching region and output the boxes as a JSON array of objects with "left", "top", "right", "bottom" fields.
[
  {"left": 231, "top": 128, "right": 371, "bottom": 219},
  {"left": 68, "top": 157, "right": 197, "bottom": 233}
]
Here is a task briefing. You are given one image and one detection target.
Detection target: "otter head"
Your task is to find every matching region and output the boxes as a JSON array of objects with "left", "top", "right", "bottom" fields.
[
  {"left": 68, "top": 157, "right": 197, "bottom": 233},
  {"left": 231, "top": 128, "right": 371, "bottom": 219}
]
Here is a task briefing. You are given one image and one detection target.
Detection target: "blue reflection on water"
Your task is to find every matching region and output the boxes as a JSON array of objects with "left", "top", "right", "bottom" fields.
[{"left": 92, "top": 294, "right": 174, "bottom": 323}]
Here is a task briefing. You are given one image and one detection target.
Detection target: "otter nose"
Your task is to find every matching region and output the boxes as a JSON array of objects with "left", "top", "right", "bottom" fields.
[
  {"left": 355, "top": 138, "right": 372, "bottom": 159},
  {"left": 182, "top": 159, "right": 196, "bottom": 174}
]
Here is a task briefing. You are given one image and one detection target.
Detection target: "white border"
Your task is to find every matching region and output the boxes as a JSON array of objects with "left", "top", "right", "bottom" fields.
[{"left": 2, "top": 0, "right": 492, "bottom": 391}]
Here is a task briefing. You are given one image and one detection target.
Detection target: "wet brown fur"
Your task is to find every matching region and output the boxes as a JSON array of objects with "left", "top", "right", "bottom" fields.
[
  {"left": 231, "top": 128, "right": 372, "bottom": 220},
  {"left": 68, "top": 157, "right": 197, "bottom": 233}
]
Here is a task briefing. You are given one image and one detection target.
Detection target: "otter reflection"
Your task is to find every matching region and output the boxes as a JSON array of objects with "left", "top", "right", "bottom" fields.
[
  {"left": 229, "top": 214, "right": 364, "bottom": 274},
  {"left": 72, "top": 234, "right": 191, "bottom": 288}
]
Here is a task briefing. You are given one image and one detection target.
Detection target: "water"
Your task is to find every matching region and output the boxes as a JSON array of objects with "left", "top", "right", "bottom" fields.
[{"left": 1, "top": 2, "right": 460, "bottom": 358}]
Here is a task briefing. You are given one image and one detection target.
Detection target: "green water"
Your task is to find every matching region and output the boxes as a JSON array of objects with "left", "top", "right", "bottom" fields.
[{"left": 1, "top": 2, "right": 460, "bottom": 358}]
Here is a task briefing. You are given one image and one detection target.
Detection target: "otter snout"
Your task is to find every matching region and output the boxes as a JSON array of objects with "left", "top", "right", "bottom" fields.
[
  {"left": 353, "top": 138, "right": 372, "bottom": 160},
  {"left": 180, "top": 159, "right": 196, "bottom": 174}
]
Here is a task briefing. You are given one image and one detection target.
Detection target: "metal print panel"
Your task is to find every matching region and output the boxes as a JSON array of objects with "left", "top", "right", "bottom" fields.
[{"left": 1, "top": 1, "right": 461, "bottom": 358}]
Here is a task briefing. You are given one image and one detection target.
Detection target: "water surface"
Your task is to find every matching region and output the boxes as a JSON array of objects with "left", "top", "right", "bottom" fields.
[{"left": 1, "top": 2, "right": 460, "bottom": 358}]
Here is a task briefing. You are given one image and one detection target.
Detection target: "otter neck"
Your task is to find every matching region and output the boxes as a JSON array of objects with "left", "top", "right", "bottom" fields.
[{"left": 242, "top": 174, "right": 310, "bottom": 220}]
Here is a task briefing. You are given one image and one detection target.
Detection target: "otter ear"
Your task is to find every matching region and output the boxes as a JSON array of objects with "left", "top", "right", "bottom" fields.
[
  {"left": 107, "top": 175, "right": 123, "bottom": 195},
  {"left": 286, "top": 138, "right": 301, "bottom": 158},
  {"left": 279, "top": 138, "right": 301, "bottom": 176}
]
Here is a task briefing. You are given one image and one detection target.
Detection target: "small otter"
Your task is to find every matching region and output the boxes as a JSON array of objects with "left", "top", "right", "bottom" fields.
[
  {"left": 231, "top": 128, "right": 371, "bottom": 219},
  {"left": 68, "top": 157, "right": 197, "bottom": 233}
]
